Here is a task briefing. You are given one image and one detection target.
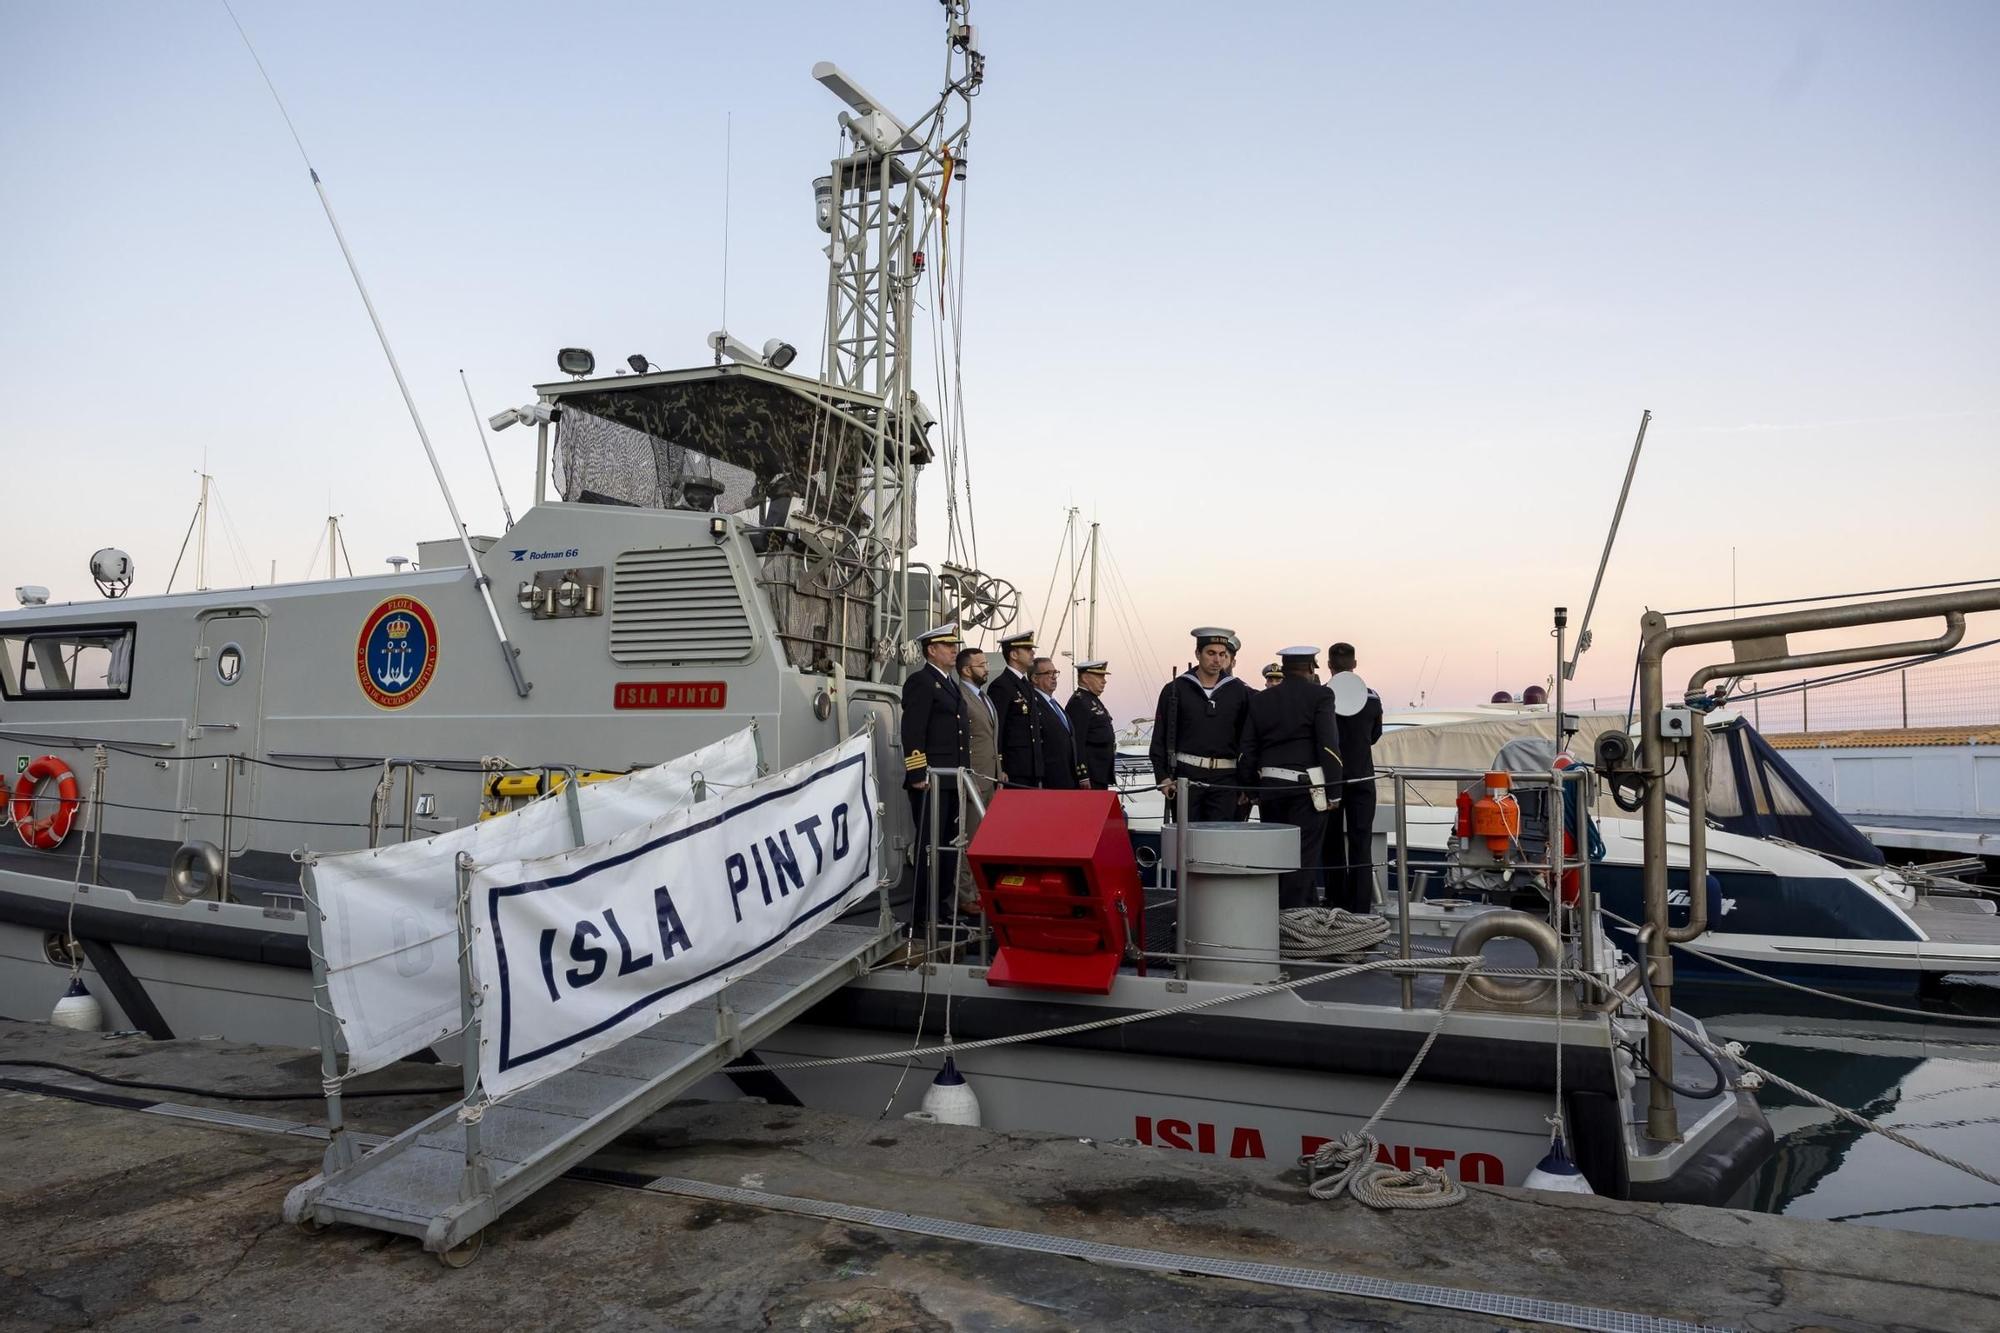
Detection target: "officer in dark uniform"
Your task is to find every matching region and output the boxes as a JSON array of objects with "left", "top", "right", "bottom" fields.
[
  {"left": 1260, "top": 662, "right": 1283, "bottom": 689},
  {"left": 1240, "top": 646, "right": 1344, "bottom": 910},
  {"left": 1030, "top": 657, "right": 1087, "bottom": 788},
  {"left": 901, "top": 624, "right": 969, "bottom": 937},
  {"left": 1328, "top": 642, "right": 1385, "bottom": 915},
  {"left": 1148, "top": 627, "right": 1254, "bottom": 823},
  {"left": 987, "top": 628, "right": 1045, "bottom": 786},
  {"left": 1066, "top": 659, "right": 1117, "bottom": 790}
]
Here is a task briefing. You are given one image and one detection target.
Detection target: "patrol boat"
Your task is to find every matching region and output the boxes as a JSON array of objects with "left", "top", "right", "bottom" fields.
[{"left": 0, "top": 1, "right": 1770, "bottom": 1206}]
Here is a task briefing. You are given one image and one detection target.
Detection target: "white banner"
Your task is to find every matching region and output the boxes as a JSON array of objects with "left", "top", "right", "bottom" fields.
[
  {"left": 314, "top": 729, "right": 760, "bottom": 1075},
  {"left": 468, "top": 732, "right": 876, "bottom": 1100}
]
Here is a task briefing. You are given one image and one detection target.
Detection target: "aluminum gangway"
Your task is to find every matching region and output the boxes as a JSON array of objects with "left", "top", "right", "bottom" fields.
[{"left": 283, "top": 917, "right": 897, "bottom": 1261}]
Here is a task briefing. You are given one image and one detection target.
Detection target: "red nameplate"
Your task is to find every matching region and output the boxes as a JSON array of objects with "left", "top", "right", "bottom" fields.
[{"left": 613, "top": 682, "right": 729, "bottom": 710}]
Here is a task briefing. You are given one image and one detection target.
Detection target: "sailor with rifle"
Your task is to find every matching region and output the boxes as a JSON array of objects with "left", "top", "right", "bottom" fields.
[
  {"left": 1240, "top": 645, "right": 1343, "bottom": 910},
  {"left": 1149, "top": 627, "right": 1254, "bottom": 823},
  {"left": 1328, "top": 642, "right": 1384, "bottom": 914}
]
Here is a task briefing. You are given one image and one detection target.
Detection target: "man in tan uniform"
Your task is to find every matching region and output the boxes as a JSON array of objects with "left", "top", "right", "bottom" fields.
[{"left": 954, "top": 644, "right": 1000, "bottom": 911}]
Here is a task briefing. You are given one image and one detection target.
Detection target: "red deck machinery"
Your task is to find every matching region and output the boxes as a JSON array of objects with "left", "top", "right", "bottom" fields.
[{"left": 966, "top": 790, "right": 1145, "bottom": 994}]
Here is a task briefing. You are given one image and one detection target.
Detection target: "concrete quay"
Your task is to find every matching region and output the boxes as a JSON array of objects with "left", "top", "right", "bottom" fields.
[{"left": 2, "top": 1020, "right": 1997, "bottom": 1331}]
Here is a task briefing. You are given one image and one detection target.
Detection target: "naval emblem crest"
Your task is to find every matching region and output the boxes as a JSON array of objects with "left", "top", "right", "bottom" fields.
[{"left": 355, "top": 596, "right": 439, "bottom": 709}]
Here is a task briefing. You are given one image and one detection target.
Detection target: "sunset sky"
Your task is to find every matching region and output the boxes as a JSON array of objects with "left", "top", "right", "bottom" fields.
[{"left": 3, "top": 1, "right": 1995, "bottom": 725}]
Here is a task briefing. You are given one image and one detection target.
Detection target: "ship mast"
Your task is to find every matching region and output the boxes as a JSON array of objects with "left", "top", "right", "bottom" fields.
[{"left": 812, "top": 1, "right": 983, "bottom": 661}]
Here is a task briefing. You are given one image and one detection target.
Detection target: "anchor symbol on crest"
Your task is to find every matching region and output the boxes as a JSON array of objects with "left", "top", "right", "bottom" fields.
[{"left": 376, "top": 617, "right": 417, "bottom": 689}]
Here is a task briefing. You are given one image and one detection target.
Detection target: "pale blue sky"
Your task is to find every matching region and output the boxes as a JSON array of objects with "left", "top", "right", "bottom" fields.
[{"left": 3, "top": 2, "right": 1995, "bottom": 721}]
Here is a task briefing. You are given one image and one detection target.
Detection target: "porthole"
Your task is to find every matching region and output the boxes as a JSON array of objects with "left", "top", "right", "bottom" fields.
[{"left": 216, "top": 643, "right": 244, "bottom": 686}]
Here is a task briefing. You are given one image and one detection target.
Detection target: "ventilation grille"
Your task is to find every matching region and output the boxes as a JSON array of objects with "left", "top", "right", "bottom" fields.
[{"left": 610, "top": 547, "right": 755, "bottom": 664}]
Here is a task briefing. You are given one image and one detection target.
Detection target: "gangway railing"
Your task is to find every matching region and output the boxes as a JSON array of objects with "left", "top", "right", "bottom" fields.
[{"left": 286, "top": 835, "right": 898, "bottom": 1262}]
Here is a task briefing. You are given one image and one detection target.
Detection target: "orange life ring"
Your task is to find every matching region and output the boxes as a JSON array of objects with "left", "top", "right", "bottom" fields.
[{"left": 11, "top": 755, "right": 80, "bottom": 850}]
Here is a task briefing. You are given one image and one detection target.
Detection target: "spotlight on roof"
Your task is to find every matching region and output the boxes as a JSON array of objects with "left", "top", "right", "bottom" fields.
[
  {"left": 556, "top": 347, "right": 595, "bottom": 378},
  {"left": 708, "top": 330, "right": 798, "bottom": 371},
  {"left": 626, "top": 354, "right": 656, "bottom": 374},
  {"left": 489, "top": 402, "right": 556, "bottom": 432}
]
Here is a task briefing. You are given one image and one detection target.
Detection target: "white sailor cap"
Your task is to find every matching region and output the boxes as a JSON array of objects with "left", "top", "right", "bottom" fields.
[
  {"left": 1279, "top": 645, "right": 1319, "bottom": 665},
  {"left": 998, "top": 628, "right": 1036, "bottom": 652},
  {"left": 915, "top": 624, "right": 962, "bottom": 647},
  {"left": 1331, "top": 670, "right": 1368, "bottom": 715},
  {"left": 1076, "top": 659, "right": 1109, "bottom": 674},
  {"left": 1191, "top": 626, "right": 1237, "bottom": 651}
]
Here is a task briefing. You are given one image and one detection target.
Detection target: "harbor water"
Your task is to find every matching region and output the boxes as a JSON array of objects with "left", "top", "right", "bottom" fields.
[{"left": 1686, "top": 974, "right": 2000, "bottom": 1240}]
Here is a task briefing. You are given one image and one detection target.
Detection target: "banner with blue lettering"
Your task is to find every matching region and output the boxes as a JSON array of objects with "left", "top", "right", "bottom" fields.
[{"left": 467, "top": 732, "right": 876, "bottom": 1099}]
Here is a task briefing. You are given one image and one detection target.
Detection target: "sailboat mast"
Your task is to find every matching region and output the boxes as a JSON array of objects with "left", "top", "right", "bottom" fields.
[{"left": 1086, "top": 521, "right": 1099, "bottom": 660}]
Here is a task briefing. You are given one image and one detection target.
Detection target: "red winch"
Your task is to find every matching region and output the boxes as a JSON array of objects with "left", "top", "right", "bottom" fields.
[{"left": 966, "top": 789, "right": 1145, "bottom": 994}]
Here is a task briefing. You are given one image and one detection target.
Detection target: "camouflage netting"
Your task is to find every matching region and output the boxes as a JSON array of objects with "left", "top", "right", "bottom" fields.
[{"left": 552, "top": 372, "right": 892, "bottom": 518}]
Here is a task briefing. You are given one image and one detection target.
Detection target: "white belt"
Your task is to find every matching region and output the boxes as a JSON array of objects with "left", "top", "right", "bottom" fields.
[
  {"left": 1174, "top": 753, "right": 1235, "bottom": 771},
  {"left": 1259, "top": 766, "right": 1324, "bottom": 784}
]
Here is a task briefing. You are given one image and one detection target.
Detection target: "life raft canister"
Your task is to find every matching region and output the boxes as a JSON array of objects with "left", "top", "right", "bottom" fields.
[{"left": 11, "top": 755, "right": 80, "bottom": 850}]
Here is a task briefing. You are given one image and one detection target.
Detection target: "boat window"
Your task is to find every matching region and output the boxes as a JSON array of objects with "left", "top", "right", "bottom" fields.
[
  {"left": 0, "top": 625, "right": 136, "bottom": 701},
  {"left": 1663, "top": 736, "right": 1742, "bottom": 817},
  {"left": 216, "top": 643, "right": 244, "bottom": 686}
]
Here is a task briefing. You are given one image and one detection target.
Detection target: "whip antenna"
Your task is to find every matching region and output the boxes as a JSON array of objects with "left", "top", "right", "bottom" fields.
[
  {"left": 460, "top": 371, "right": 516, "bottom": 530},
  {"left": 220, "top": 1, "right": 531, "bottom": 698}
]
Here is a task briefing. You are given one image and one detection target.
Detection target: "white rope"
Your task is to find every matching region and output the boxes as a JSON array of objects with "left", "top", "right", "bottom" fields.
[
  {"left": 724, "top": 955, "right": 1488, "bottom": 1074},
  {"left": 1301, "top": 968, "right": 1476, "bottom": 1210},
  {"left": 1278, "top": 907, "right": 1390, "bottom": 959},
  {"left": 1571, "top": 969, "right": 2000, "bottom": 1192}
]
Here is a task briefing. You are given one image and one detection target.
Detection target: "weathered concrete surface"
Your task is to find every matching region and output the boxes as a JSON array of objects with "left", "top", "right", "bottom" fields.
[{"left": 2, "top": 1020, "right": 1997, "bottom": 1332}]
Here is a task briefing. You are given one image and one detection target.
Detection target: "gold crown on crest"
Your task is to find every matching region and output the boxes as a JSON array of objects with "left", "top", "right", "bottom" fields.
[{"left": 385, "top": 617, "right": 411, "bottom": 640}]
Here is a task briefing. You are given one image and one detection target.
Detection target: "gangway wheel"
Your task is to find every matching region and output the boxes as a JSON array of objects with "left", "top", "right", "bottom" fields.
[
  {"left": 436, "top": 1230, "right": 485, "bottom": 1269},
  {"left": 962, "top": 575, "right": 1019, "bottom": 630}
]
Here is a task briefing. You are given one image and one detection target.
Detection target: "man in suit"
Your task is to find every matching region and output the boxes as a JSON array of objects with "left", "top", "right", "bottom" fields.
[
  {"left": 987, "top": 628, "right": 1044, "bottom": 787},
  {"left": 1031, "top": 657, "right": 1086, "bottom": 788},
  {"left": 901, "top": 624, "right": 969, "bottom": 941},
  {"left": 1067, "top": 659, "right": 1117, "bottom": 790},
  {"left": 1241, "top": 646, "right": 1343, "bottom": 910},
  {"left": 1328, "top": 641, "right": 1385, "bottom": 914},
  {"left": 954, "top": 644, "right": 999, "bottom": 910}
]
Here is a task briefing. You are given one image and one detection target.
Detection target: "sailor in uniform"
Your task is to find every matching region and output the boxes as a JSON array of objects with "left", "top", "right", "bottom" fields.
[
  {"left": 1240, "top": 646, "right": 1343, "bottom": 910},
  {"left": 1066, "top": 659, "right": 1117, "bottom": 790},
  {"left": 901, "top": 624, "right": 970, "bottom": 937},
  {"left": 987, "top": 628, "right": 1045, "bottom": 786},
  {"left": 1328, "top": 642, "right": 1384, "bottom": 915},
  {"left": 1148, "top": 627, "right": 1254, "bottom": 823},
  {"left": 1031, "top": 657, "right": 1087, "bottom": 788},
  {"left": 1260, "top": 662, "right": 1284, "bottom": 689}
]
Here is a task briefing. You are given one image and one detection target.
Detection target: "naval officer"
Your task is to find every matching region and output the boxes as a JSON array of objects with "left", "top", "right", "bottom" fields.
[
  {"left": 987, "top": 628, "right": 1045, "bottom": 786},
  {"left": 1067, "top": 659, "right": 1117, "bottom": 790},
  {"left": 901, "top": 624, "right": 970, "bottom": 937},
  {"left": 1149, "top": 627, "right": 1254, "bottom": 822},
  {"left": 1328, "top": 642, "right": 1384, "bottom": 915},
  {"left": 1261, "top": 662, "right": 1284, "bottom": 689},
  {"left": 1241, "top": 646, "right": 1344, "bottom": 910}
]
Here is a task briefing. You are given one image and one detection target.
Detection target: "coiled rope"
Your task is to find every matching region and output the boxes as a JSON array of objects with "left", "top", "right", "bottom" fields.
[
  {"left": 1302, "top": 968, "right": 1477, "bottom": 1210},
  {"left": 1279, "top": 907, "right": 1391, "bottom": 959}
]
